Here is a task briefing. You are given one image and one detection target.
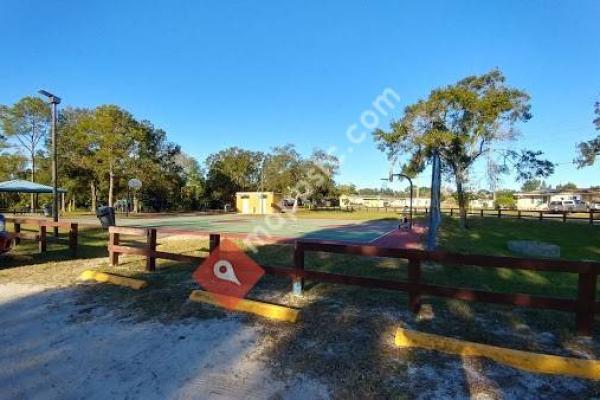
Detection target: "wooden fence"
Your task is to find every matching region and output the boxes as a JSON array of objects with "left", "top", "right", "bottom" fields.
[
  {"left": 431, "top": 207, "right": 598, "bottom": 224},
  {"left": 5, "top": 217, "right": 78, "bottom": 254},
  {"left": 107, "top": 226, "right": 600, "bottom": 335},
  {"left": 315, "top": 205, "right": 599, "bottom": 224}
]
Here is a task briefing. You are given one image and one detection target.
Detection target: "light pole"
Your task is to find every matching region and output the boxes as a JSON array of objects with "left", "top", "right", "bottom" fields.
[
  {"left": 38, "top": 90, "right": 61, "bottom": 236},
  {"left": 385, "top": 173, "right": 414, "bottom": 229}
]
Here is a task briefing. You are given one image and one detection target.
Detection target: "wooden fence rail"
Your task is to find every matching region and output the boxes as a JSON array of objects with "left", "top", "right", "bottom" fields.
[
  {"left": 424, "top": 207, "right": 598, "bottom": 224},
  {"left": 322, "top": 205, "right": 599, "bottom": 224},
  {"left": 5, "top": 217, "right": 78, "bottom": 255},
  {"left": 107, "top": 226, "right": 600, "bottom": 335}
]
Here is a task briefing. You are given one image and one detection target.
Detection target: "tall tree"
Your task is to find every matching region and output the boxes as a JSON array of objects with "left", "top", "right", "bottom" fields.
[
  {"left": 205, "top": 147, "right": 264, "bottom": 207},
  {"left": 57, "top": 107, "right": 97, "bottom": 210},
  {"left": 261, "top": 144, "right": 303, "bottom": 195},
  {"left": 77, "top": 105, "right": 142, "bottom": 206},
  {"left": 336, "top": 183, "right": 358, "bottom": 196},
  {"left": 575, "top": 98, "right": 600, "bottom": 167},
  {"left": 556, "top": 182, "right": 578, "bottom": 192},
  {"left": 303, "top": 149, "right": 339, "bottom": 205},
  {"left": 132, "top": 121, "right": 184, "bottom": 211},
  {"left": 0, "top": 153, "right": 27, "bottom": 181},
  {"left": 520, "top": 179, "right": 543, "bottom": 192},
  {"left": 176, "top": 152, "right": 205, "bottom": 210},
  {"left": 0, "top": 96, "right": 51, "bottom": 210},
  {"left": 374, "top": 69, "right": 553, "bottom": 228}
]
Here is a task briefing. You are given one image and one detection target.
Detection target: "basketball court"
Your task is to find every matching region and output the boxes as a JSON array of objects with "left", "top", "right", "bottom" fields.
[{"left": 81, "top": 213, "right": 423, "bottom": 247}]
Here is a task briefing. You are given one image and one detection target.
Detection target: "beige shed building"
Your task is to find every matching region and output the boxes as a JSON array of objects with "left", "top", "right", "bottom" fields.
[{"left": 235, "top": 192, "right": 283, "bottom": 214}]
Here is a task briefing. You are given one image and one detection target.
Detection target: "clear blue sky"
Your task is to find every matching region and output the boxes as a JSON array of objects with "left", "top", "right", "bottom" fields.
[{"left": 2, "top": 0, "right": 599, "bottom": 190}]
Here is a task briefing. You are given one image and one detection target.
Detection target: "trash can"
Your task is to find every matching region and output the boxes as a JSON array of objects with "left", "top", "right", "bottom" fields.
[
  {"left": 96, "top": 206, "right": 116, "bottom": 229},
  {"left": 42, "top": 204, "right": 52, "bottom": 217},
  {"left": 0, "top": 214, "right": 11, "bottom": 254}
]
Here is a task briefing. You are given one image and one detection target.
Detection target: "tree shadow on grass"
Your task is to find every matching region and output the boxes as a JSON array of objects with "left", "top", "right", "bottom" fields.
[{"left": 0, "top": 227, "right": 109, "bottom": 270}]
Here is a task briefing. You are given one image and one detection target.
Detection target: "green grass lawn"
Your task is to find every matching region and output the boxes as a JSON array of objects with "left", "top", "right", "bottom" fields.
[{"left": 438, "top": 216, "right": 600, "bottom": 261}]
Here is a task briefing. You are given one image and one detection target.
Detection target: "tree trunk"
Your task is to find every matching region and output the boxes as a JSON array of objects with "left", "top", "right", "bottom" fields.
[
  {"left": 108, "top": 168, "right": 114, "bottom": 207},
  {"left": 133, "top": 192, "right": 139, "bottom": 213},
  {"left": 90, "top": 181, "right": 97, "bottom": 211},
  {"left": 292, "top": 194, "right": 300, "bottom": 213},
  {"left": 30, "top": 153, "right": 35, "bottom": 212},
  {"left": 455, "top": 174, "right": 468, "bottom": 229}
]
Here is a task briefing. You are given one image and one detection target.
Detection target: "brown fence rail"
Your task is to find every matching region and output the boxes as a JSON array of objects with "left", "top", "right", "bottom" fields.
[
  {"left": 316, "top": 205, "right": 599, "bottom": 224},
  {"left": 427, "top": 207, "right": 599, "bottom": 224},
  {"left": 5, "top": 217, "right": 78, "bottom": 254},
  {"left": 107, "top": 226, "right": 600, "bottom": 335}
]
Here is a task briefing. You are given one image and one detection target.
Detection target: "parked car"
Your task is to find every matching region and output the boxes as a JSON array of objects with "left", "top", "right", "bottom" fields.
[
  {"left": 590, "top": 202, "right": 600, "bottom": 211},
  {"left": 573, "top": 200, "right": 589, "bottom": 212},
  {"left": 548, "top": 200, "right": 588, "bottom": 213}
]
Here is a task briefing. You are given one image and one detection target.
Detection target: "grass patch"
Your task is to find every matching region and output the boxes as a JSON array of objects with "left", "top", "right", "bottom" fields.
[{"left": 438, "top": 216, "right": 600, "bottom": 261}]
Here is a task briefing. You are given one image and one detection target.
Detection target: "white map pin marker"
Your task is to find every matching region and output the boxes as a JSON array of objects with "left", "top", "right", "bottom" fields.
[{"left": 213, "top": 260, "right": 241, "bottom": 285}]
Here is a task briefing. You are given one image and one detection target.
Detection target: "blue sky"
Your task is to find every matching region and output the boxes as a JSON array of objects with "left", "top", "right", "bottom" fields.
[{"left": 2, "top": 1, "right": 599, "bottom": 190}]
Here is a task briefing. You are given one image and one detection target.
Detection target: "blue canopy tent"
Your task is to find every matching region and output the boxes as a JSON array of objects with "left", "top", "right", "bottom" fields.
[
  {"left": 0, "top": 179, "right": 67, "bottom": 194},
  {"left": 0, "top": 180, "right": 67, "bottom": 214}
]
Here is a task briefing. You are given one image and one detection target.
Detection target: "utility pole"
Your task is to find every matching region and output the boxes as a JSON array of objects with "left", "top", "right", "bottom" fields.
[
  {"left": 38, "top": 90, "right": 61, "bottom": 237},
  {"left": 427, "top": 150, "right": 442, "bottom": 250}
]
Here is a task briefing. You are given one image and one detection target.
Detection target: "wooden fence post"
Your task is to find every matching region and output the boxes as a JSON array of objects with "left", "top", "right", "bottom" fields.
[
  {"left": 38, "top": 224, "right": 46, "bottom": 253},
  {"left": 209, "top": 233, "right": 220, "bottom": 252},
  {"left": 146, "top": 228, "right": 157, "bottom": 272},
  {"left": 14, "top": 222, "right": 20, "bottom": 245},
  {"left": 480, "top": 209, "right": 484, "bottom": 217},
  {"left": 591, "top": 211, "right": 595, "bottom": 225},
  {"left": 292, "top": 241, "right": 305, "bottom": 296},
  {"left": 539, "top": 211, "right": 543, "bottom": 222},
  {"left": 109, "top": 231, "right": 120, "bottom": 266},
  {"left": 563, "top": 212, "right": 567, "bottom": 223},
  {"left": 450, "top": 208, "right": 453, "bottom": 216},
  {"left": 576, "top": 272, "right": 597, "bottom": 336},
  {"left": 497, "top": 209, "right": 501, "bottom": 218},
  {"left": 408, "top": 259, "right": 422, "bottom": 314},
  {"left": 517, "top": 210, "right": 522, "bottom": 219},
  {"left": 69, "top": 223, "right": 78, "bottom": 255}
]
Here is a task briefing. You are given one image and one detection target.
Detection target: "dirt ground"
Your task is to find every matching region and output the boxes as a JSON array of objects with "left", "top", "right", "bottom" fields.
[
  {"left": 0, "top": 283, "right": 329, "bottom": 400},
  {"left": 2, "top": 278, "right": 600, "bottom": 399}
]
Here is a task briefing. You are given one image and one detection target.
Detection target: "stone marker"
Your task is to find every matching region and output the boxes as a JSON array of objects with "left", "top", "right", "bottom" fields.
[{"left": 507, "top": 240, "right": 560, "bottom": 259}]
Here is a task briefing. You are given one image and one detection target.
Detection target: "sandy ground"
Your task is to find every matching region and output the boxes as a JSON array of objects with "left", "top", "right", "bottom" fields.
[{"left": 0, "top": 283, "right": 329, "bottom": 400}]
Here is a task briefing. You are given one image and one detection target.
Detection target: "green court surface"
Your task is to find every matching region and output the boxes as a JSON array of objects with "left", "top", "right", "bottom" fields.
[{"left": 113, "top": 213, "right": 401, "bottom": 243}]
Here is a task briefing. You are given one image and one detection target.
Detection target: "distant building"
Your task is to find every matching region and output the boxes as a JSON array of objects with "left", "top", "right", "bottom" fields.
[
  {"left": 339, "top": 194, "right": 430, "bottom": 208},
  {"left": 513, "top": 188, "right": 600, "bottom": 210},
  {"left": 236, "top": 192, "right": 283, "bottom": 214},
  {"left": 469, "top": 199, "right": 495, "bottom": 209}
]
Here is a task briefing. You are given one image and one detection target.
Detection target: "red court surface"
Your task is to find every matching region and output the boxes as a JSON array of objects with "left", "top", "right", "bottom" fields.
[{"left": 370, "top": 223, "right": 427, "bottom": 249}]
